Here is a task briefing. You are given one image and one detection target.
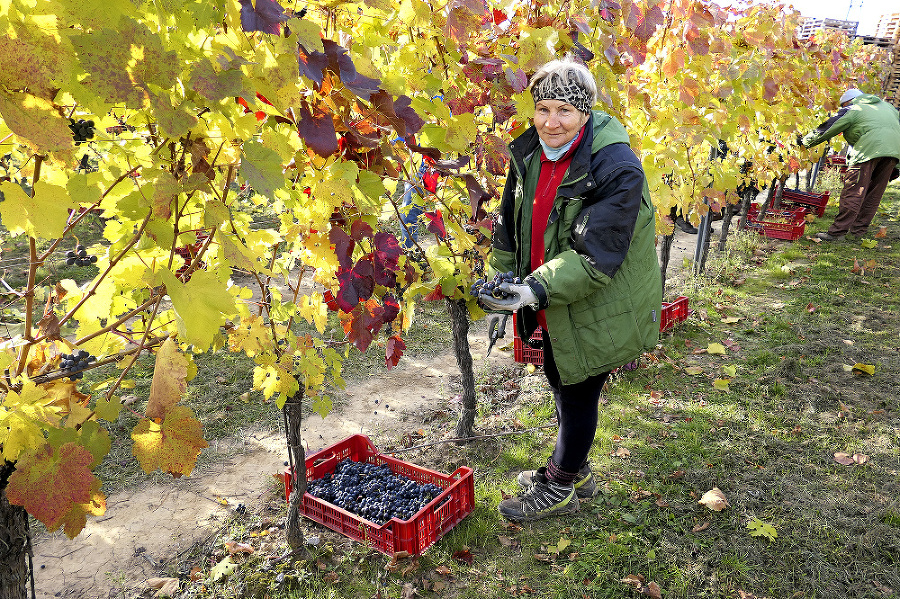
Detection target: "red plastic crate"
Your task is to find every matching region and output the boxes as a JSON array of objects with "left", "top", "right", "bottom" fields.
[
  {"left": 660, "top": 296, "right": 690, "bottom": 333},
  {"left": 746, "top": 204, "right": 807, "bottom": 240},
  {"left": 512, "top": 314, "right": 544, "bottom": 366},
  {"left": 780, "top": 189, "right": 829, "bottom": 218},
  {"left": 283, "top": 434, "right": 474, "bottom": 556},
  {"left": 825, "top": 154, "right": 848, "bottom": 174}
]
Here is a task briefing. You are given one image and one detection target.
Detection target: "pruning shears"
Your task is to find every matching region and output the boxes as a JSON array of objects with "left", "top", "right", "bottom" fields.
[{"left": 487, "top": 314, "right": 509, "bottom": 357}]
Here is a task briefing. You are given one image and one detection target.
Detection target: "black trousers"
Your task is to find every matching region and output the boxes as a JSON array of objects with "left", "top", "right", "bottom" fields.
[{"left": 541, "top": 329, "right": 610, "bottom": 475}]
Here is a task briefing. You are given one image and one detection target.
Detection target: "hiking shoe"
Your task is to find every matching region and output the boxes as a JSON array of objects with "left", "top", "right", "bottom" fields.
[
  {"left": 675, "top": 216, "right": 698, "bottom": 234},
  {"left": 815, "top": 232, "right": 841, "bottom": 241},
  {"left": 499, "top": 471, "right": 578, "bottom": 522},
  {"left": 517, "top": 464, "right": 598, "bottom": 499}
]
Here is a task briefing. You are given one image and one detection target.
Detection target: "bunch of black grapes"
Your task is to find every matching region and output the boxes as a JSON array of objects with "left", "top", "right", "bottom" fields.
[
  {"left": 69, "top": 119, "right": 95, "bottom": 144},
  {"left": 306, "top": 458, "right": 444, "bottom": 525},
  {"left": 470, "top": 271, "right": 521, "bottom": 299},
  {"left": 59, "top": 349, "right": 95, "bottom": 380},
  {"left": 65, "top": 245, "right": 97, "bottom": 267}
]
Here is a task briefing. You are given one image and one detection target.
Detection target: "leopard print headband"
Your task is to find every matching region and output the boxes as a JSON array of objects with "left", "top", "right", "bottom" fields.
[{"left": 530, "top": 73, "right": 592, "bottom": 114}]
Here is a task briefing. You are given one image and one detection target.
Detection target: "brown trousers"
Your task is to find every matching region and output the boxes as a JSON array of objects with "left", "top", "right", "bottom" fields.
[{"left": 828, "top": 156, "right": 899, "bottom": 236}]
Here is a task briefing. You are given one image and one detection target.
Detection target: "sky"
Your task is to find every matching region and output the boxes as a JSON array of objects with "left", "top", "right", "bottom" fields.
[{"left": 766, "top": 0, "right": 899, "bottom": 35}]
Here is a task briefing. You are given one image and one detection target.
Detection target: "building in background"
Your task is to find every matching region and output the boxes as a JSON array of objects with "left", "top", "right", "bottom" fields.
[
  {"left": 796, "top": 17, "right": 859, "bottom": 40},
  {"left": 873, "top": 12, "right": 900, "bottom": 42}
]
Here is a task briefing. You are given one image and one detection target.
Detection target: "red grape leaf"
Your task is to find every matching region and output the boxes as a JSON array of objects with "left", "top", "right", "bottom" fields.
[
  {"left": 432, "top": 156, "right": 471, "bottom": 173},
  {"left": 382, "top": 294, "right": 401, "bottom": 323},
  {"left": 298, "top": 46, "right": 328, "bottom": 86},
  {"left": 7, "top": 442, "right": 105, "bottom": 537},
  {"left": 350, "top": 219, "right": 373, "bottom": 241},
  {"left": 462, "top": 174, "right": 492, "bottom": 221},
  {"left": 425, "top": 210, "right": 446, "bottom": 239},
  {"left": 364, "top": 300, "right": 386, "bottom": 337},
  {"left": 422, "top": 169, "right": 440, "bottom": 193},
  {"left": 297, "top": 102, "right": 338, "bottom": 157},
  {"left": 336, "top": 259, "right": 375, "bottom": 312},
  {"left": 476, "top": 133, "right": 510, "bottom": 176},
  {"left": 373, "top": 232, "right": 402, "bottom": 270},
  {"left": 445, "top": 5, "right": 486, "bottom": 43},
  {"left": 145, "top": 337, "right": 189, "bottom": 421},
  {"left": 634, "top": 4, "right": 663, "bottom": 43},
  {"left": 131, "top": 405, "right": 208, "bottom": 478},
  {"left": 406, "top": 137, "right": 442, "bottom": 161},
  {"left": 330, "top": 226, "right": 355, "bottom": 271},
  {"left": 344, "top": 306, "right": 375, "bottom": 352},
  {"left": 424, "top": 284, "right": 446, "bottom": 301},
  {"left": 322, "top": 40, "right": 381, "bottom": 100},
  {"left": 393, "top": 95, "right": 424, "bottom": 137},
  {"left": 386, "top": 335, "right": 406, "bottom": 370},
  {"left": 504, "top": 67, "right": 529, "bottom": 93},
  {"left": 238, "top": 0, "right": 288, "bottom": 35}
]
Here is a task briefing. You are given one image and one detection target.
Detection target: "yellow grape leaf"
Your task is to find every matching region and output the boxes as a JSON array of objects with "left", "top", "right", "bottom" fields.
[
  {"left": 713, "top": 378, "right": 731, "bottom": 392},
  {"left": 254, "top": 358, "right": 299, "bottom": 405},
  {"left": 131, "top": 404, "right": 208, "bottom": 478},
  {"left": 227, "top": 315, "right": 271, "bottom": 356},
  {"left": 851, "top": 363, "right": 875, "bottom": 375},
  {"left": 720, "top": 316, "right": 740, "bottom": 324},
  {"left": 209, "top": 556, "right": 237, "bottom": 582},
  {"left": 160, "top": 269, "right": 237, "bottom": 351},
  {"left": 746, "top": 517, "right": 777, "bottom": 541},
  {"left": 0, "top": 90, "right": 74, "bottom": 153},
  {"left": 6, "top": 442, "right": 106, "bottom": 538},
  {"left": 698, "top": 487, "right": 729, "bottom": 511},
  {"left": 553, "top": 537, "right": 571, "bottom": 554},
  {"left": 297, "top": 293, "right": 328, "bottom": 333},
  {"left": 684, "top": 366, "right": 704, "bottom": 375},
  {"left": 860, "top": 239, "right": 877, "bottom": 249},
  {"left": 0, "top": 380, "right": 63, "bottom": 461},
  {"left": 146, "top": 337, "right": 189, "bottom": 420},
  {"left": 706, "top": 343, "right": 726, "bottom": 355},
  {"left": 722, "top": 365, "right": 737, "bottom": 377},
  {"left": 0, "top": 180, "right": 79, "bottom": 239},
  {"left": 287, "top": 17, "right": 324, "bottom": 53}
]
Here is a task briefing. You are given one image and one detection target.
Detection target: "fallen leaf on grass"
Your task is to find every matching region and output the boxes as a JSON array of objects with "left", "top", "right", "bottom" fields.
[
  {"left": 875, "top": 226, "right": 887, "bottom": 239},
  {"left": 706, "top": 342, "right": 726, "bottom": 355},
  {"left": 225, "top": 541, "right": 255, "bottom": 554},
  {"left": 698, "top": 487, "right": 729, "bottom": 511},
  {"left": 209, "top": 557, "right": 236, "bottom": 582},
  {"left": 852, "top": 363, "right": 876, "bottom": 375},
  {"left": 435, "top": 565, "right": 452, "bottom": 575},
  {"left": 842, "top": 339, "right": 854, "bottom": 345},
  {"left": 497, "top": 535, "right": 516, "bottom": 548},
  {"left": 713, "top": 378, "right": 731, "bottom": 392},
  {"left": 834, "top": 452, "right": 869, "bottom": 465},
  {"left": 684, "top": 366, "right": 704, "bottom": 375},
  {"left": 620, "top": 574, "right": 662, "bottom": 598},
  {"left": 721, "top": 316, "right": 741, "bottom": 324},
  {"left": 452, "top": 547, "right": 474, "bottom": 565},
  {"left": 147, "top": 578, "right": 179, "bottom": 597},
  {"left": 806, "top": 302, "right": 817, "bottom": 313},
  {"left": 613, "top": 447, "right": 631, "bottom": 458},
  {"left": 746, "top": 517, "right": 778, "bottom": 541},
  {"left": 738, "top": 591, "right": 759, "bottom": 599},
  {"left": 861, "top": 239, "right": 877, "bottom": 248},
  {"left": 722, "top": 365, "right": 737, "bottom": 377},
  {"left": 692, "top": 521, "right": 710, "bottom": 532},
  {"left": 401, "top": 582, "right": 419, "bottom": 599}
]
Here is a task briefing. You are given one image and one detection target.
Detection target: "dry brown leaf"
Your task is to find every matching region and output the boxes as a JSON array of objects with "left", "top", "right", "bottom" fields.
[
  {"left": 737, "top": 591, "right": 759, "bottom": 599},
  {"left": 431, "top": 580, "right": 446, "bottom": 592},
  {"left": 646, "top": 581, "right": 662, "bottom": 599},
  {"left": 613, "top": 447, "right": 631, "bottom": 458},
  {"left": 497, "top": 535, "right": 514, "bottom": 547},
  {"left": 401, "top": 582, "right": 419, "bottom": 599},
  {"left": 874, "top": 226, "right": 887, "bottom": 239},
  {"left": 146, "top": 577, "right": 179, "bottom": 597},
  {"left": 833, "top": 452, "right": 855, "bottom": 465},
  {"left": 698, "top": 487, "right": 729, "bottom": 511},
  {"left": 435, "top": 565, "right": 451, "bottom": 576},
  {"left": 692, "top": 521, "right": 710, "bottom": 532},
  {"left": 621, "top": 574, "right": 646, "bottom": 587},
  {"left": 224, "top": 541, "right": 255, "bottom": 554}
]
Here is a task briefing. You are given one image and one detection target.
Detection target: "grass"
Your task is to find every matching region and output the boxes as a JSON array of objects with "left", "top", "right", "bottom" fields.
[{"left": 13, "top": 181, "right": 900, "bottom": 598}]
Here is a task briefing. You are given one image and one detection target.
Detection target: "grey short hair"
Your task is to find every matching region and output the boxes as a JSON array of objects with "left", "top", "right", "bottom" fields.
[{"left": 529, "top": 58, "right": 598, "bottom": 114}]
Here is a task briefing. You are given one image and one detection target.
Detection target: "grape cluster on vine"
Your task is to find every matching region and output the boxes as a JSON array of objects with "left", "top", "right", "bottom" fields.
[
  {"left": 68, "top": 119, "right": 95, "bottom": 144},
  {"left": 59, "top": 349, "right": 95, "bottom": 380},
  {"left": 470, "top": 271, "right": 521, "bottom": 300},
  {"left": 65, "top": 245, "right": 97, "bottom": 267},
  {"left": 306, "top": 458, "right": 444, "bottom": 525}
]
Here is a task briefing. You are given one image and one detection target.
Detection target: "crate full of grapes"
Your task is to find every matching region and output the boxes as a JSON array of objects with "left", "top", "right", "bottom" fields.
[{"left": 283, "top": 434, "right": 474, "bottom": 555}]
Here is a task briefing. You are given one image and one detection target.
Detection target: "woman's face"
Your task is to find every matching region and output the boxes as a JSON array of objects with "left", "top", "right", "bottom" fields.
[{"left": 534, "top": 99, "right": 589, "bottom": 149}]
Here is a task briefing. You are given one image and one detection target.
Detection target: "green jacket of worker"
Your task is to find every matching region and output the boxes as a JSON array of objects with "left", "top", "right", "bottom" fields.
[
  {"left": 489, "top": 111, "right": 662, "bottom": 385},
  {"left": 802, "top": 93, "right": 900, "bottom": 166}
]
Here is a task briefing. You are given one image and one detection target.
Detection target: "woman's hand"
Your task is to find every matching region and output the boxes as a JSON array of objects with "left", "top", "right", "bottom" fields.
[{"left": 479, "top": 282, "right": 539, "bottom": 312}]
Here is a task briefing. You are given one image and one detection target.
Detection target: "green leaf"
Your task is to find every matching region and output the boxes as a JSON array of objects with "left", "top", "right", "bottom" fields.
[
  {"left": 287, "top": 18, "right": 324, "bottom": 53},
  {"left": 706, "top": 342, "right": 727, "bottom": 355},
  {"left": 160, "top": 269, "right": 237, "bottom": 351},
  {"left": 746, "top": 517, "right": 778, "bottom": 541},
  {"left": 860, "top": 239, "right": 877, "bottom": 248},
  {"left": 241, "top": 141, "right": 284, "bottom": 200},
  {"left": 94, "top": 396, "right": 124, "bottom": 423},
  {"left": 0, "top": 91, "right": 74, "bottom": 153},
  {"left": 722, "top": 364, "right": 737, "bottom": 377},
  {"left": 713, "top": 378, "right": 731, "bottom": 392},
  {"left": 0, "top": 181, "right": 79, "bottom": 239}
]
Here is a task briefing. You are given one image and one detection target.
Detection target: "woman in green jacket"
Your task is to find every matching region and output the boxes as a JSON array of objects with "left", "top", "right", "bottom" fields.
[{"left": 479, "top": 58, "right": 661, "bottom": 522}]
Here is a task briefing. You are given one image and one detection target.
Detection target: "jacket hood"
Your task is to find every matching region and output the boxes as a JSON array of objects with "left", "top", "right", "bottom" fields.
[{"left": 853, "top": 94, "right": 882, "bottom": 105}]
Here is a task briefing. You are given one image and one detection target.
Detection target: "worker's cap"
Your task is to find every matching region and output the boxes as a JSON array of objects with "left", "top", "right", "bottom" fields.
[{"left": 839, "top": 88, "right": 864, "bottom": 105}]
